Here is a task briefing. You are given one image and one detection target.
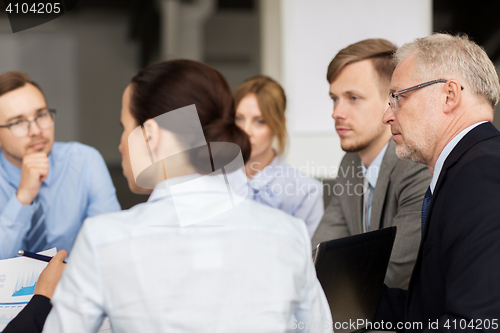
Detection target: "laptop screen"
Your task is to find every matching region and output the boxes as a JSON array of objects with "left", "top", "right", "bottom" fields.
[{"left": 314, "top": 227, "right": 396, "bottom": 333}]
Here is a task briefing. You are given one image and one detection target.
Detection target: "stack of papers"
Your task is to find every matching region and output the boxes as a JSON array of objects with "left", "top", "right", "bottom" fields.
[
  {"left": 0, "top": 248, "right": 56, "bottom": 332},
  {"left": 0, "top": 248, "right": 113, "bottom": 332}
]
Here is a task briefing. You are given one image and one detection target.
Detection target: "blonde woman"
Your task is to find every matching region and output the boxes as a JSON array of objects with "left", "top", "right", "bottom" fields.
[{"left": 234, "top": 76, "right": 323, "bottom": 238}]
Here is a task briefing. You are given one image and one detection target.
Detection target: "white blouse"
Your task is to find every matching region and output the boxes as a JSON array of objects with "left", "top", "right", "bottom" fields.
[{"left": 43, "top": 175, "right": 331, "bottom": 333}]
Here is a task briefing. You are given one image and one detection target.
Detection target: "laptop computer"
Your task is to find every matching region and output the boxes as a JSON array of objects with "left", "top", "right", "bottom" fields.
[{"left": 314, "top": 226, "right": 396, "bottom": 333}]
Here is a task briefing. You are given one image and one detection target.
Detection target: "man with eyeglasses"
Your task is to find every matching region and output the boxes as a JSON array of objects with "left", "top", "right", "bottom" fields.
[
  {"left": 0, "top": 71, "right": 120, "bottom": 259},
  {"left": 312, "top": 39, "right": 431, "bottom": 289},
  {"left": 375, "top": 33, "right": 500, "bottom": 330}
]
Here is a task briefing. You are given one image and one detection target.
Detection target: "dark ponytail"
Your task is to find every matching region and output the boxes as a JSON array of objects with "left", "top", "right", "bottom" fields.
[{"left": 129, "top": 60, "right": 251, "bottom": 172}]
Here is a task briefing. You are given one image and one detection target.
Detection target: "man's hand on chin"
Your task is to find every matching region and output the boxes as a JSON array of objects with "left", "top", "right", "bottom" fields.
[{"left": 16, "top": 152, "right": 49, "bottom": 205}]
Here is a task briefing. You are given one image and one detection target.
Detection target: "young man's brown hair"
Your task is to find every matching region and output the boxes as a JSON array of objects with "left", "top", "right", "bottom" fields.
[
  {"left": 0, "top": 71, "right": 44, "bottom": 98},
  {"left": 326, "top": 39, "right": 396, "bottom": 94}
]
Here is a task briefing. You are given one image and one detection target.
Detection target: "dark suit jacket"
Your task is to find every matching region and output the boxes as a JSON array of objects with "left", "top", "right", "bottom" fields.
[
  {"left": 375, "top": 122, "right": 500, "bottom": 332},
  {"left": 312, "top": 140, "right": 431, "bottom": 288},
  {"left": 3, "top": 295, "right": 51, "bottom": 333}
]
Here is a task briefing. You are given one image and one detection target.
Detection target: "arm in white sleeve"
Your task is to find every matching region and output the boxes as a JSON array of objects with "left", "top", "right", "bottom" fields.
[
  {"left": 293, "top": 233, "right": 333, "bottom": 332},
  {"left": 42, "top": 220, "right": 106, "bottom": 333}
]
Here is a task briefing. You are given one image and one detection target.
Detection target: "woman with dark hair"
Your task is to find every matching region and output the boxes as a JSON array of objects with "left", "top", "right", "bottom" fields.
[{"left": 28, "top": 60, "right": 331, "bottom": 332}]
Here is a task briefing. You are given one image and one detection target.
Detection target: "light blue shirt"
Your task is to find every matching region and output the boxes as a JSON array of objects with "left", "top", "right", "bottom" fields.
[
  {"left": 361, "top": 142, "right": 389, "bottom": 229},
  {"left": 235, "top": 155, "right": 324, "bottom": 238},
  {"left": 0, "top": 142, "right": 121, "bottom": 259},
  {"left": 429, "top": 121, "right": 487, "bottom": 194}
]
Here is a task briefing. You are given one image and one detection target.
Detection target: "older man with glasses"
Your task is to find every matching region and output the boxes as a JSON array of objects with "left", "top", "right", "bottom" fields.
[
  {"left": 0, "top": 71, "right": 120, "bottom": 259},
  {"left": 375, "top": 33, "right": 500, "bottom": 330}
]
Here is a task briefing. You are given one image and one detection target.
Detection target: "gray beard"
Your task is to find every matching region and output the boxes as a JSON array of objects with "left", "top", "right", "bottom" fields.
[{"left": 395, "top": 143, "right": 427, "bottom": 165}]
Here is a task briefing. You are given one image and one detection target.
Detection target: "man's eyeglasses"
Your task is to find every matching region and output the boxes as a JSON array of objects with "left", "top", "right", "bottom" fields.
[
  {"left": 0, "top": 109, "right": 56, "bottom": 138},
  {"left": 388, "top": 79, "right": 463, "bottom": 111}
]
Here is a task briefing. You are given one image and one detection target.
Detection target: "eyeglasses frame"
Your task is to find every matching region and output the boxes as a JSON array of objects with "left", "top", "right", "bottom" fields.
[
  {"left": 0, "top": 108, "right": 56, "bottom": 137},
  {"left": 389, "top": 79, "right": 464, "bottom": 110}
]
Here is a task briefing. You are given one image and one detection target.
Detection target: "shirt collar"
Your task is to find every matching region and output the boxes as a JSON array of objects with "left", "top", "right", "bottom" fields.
[
  {"left": 361, "top": 142, "right": 388, "bottom": 188},
  {"left": 147, "top": 174, "right": 198, "bottom": 202},
  {"left": 147, "top": 172, "right": 232, "bottom": 203},
  {"left": 430, "top": 121, "right": 487, "bottom": 194},
  {"left": 0, "top": 148, "right": 55, "bottom": 187}
]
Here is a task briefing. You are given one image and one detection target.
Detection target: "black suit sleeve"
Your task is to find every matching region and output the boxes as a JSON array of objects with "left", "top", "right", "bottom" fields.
[
  {"left": 3, "top": 295, "right": 52, "bottom": 333},
  {"left": 374, "top": 284, "right": 407, "bottom": 326}
]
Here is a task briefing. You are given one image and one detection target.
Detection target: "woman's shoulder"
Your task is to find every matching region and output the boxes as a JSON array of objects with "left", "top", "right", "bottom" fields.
[
  {"left": 231, "top": 198, "right": 311, "bottom": 243},
  {"left": 271, "top": 157, "right": 322, "bottom": 187},
  {"left": 80, "top": 199, "right": 172, "bottom": 246},
  {"left": 254, "top": 157, "right": 323, "bottom": 213}
]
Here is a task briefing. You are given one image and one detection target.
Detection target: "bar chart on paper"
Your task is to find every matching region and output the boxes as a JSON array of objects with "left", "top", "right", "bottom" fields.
[
  {"left": 0, "top": 248, "right": 56, "bottom": 332},
  {"left": 0, "top": 249, "right": 113, "bottom": 333},
  {"left": 11, "top": 270, "right": 38, "bottom": 296},
  {"left": 0, "top": 300, "right": 30, "bottom": 331}
]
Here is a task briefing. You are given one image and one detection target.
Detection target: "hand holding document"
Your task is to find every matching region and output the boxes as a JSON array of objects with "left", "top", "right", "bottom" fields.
[
  {"left": 0, "top": 248, "right": 57, "bottom": 332},
  {"left": 17, "top": 250, "right": 67, "bottom": 263},
  {"left": 0, "top": 249, "right": 113, "bottom": 333},
  {"left": 33, "top": 250, "right": 67, "bottom": 299}
]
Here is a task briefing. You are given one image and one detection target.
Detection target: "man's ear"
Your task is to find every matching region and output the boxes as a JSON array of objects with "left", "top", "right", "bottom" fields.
[
  {"left": 143, "top": 118, "right": 161, "bottom": 153},
  {"left": 443, "top": 79, "right": 462, "bottom": 114}
]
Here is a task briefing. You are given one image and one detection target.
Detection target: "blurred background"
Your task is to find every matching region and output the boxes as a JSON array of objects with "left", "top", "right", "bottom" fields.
[{"left": 1, "top": 0, "right": 499, "bottom": 208}]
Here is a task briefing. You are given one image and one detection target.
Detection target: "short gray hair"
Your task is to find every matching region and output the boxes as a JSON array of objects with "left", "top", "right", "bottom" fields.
[{"left": 395, "top": 33, "right": 500, "bottom": 108}]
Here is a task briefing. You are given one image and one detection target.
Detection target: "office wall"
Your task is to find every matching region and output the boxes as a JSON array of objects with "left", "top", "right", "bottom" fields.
[
  {"left": 0, "top": 16, "right": 79, "bottom": 145},
  {"left": 68, "top": 10, "right": 138, "bottom": 165},
  {"left": 261, "top": 0, "right": 432, "bottom": 178},
  {"left": 0, "top": 10, "right": 138, "bottom": 165},
  {"left": 204, "top": 10, "right": 261, "bottom": 90}
]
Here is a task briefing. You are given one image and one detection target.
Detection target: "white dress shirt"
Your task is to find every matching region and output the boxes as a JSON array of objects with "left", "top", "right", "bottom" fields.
[
  {"left": 360, "top": 143, "right": 388, "bottom": 230},
  {"left": 43, "top": 174, "right": 331, "bottom": 333}
]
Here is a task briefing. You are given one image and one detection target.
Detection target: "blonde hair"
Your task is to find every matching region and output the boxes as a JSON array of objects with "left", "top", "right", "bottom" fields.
[
  {"left": 234, "top": 76, "right": 287, "bottom": 155},
  {"left": 395, "top": 33, "right": 500, "bottom": 108}
]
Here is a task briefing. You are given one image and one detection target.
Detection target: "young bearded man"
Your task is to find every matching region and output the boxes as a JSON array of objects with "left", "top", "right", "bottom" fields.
[
  {"left": 312, "top": 39, "right": 431, "bottom": 289},
  {"left": 0, "top": 71, "right": 120, "bottom": 259}
]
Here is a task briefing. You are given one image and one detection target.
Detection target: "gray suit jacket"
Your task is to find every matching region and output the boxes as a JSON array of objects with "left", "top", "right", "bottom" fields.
[{"left": 312, "top": 140, "right": 431, "bottom": 289}]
